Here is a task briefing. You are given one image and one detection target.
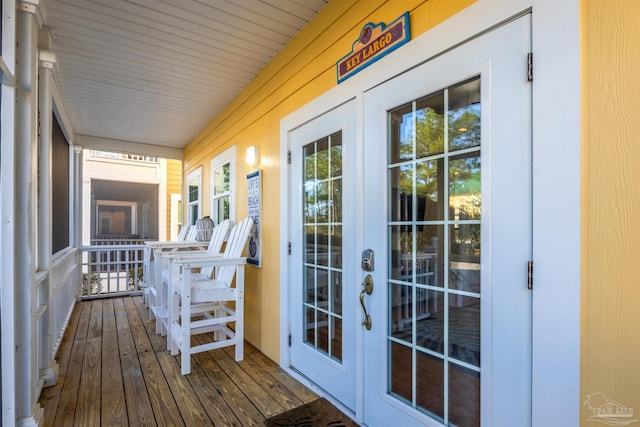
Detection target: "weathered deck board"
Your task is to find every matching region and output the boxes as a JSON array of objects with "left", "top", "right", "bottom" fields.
[
  {"left": 40, "top": 299, "right": 82, "bottom": 427},
  {"left": 122, "top": 297, "right": 186, "bottom": 427},
  {"left": 192, "top": 333, "right": 267, "bottom": 426},
  {"left": 53, "top": 300, "right": 92, "bottom": 426},
  {"left": 75, "top": 300, "right": 103, "bottom": 427},
  {"left": 221, "top": 345, "right": 307, "bottom": 410},
  {"left": 39, "top": 296, "right": 318, "bottom": 426},
  {"left": 101, "top": 299, "right": 128, "bottom": 426},
  {"left": 113, "top": 298, "right": 156, "bottom": 426}
]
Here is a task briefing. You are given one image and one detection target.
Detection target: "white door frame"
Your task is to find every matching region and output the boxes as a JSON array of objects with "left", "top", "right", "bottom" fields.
[{"left": 280, "top": 2, "right": 580, "bottom": 425}]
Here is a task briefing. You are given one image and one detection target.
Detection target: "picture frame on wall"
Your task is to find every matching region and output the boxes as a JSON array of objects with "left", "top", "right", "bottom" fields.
[{"left": 247, "top": 169, "right": 262, "bottom": 267}]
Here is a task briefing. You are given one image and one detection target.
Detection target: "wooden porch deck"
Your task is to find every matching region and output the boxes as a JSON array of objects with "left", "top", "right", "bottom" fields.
[{"left": 39, "top": 296, "right": 318, "bottom": 426}]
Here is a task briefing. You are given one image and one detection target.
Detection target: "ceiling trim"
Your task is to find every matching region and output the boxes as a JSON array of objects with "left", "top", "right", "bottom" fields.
[{"left": 76, "top": 134, "right": 182, "bottom": 160}]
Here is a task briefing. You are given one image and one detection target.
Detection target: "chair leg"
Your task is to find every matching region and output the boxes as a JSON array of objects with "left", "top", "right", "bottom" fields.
[
  {"left": 213, "top": 306, "right": 222, "bottom": 341},
  {"left": 181, "top": 346, "right": 191, "bottom": 376},
  {"left": 168, "top": 291, "right": 179, "bottom": 354},
  {"left": 148, "top": 287, "right": 155, "bottom": 320},
  {"left": 235, "top": 288, "right": 244, "bottom": 362},
  {"left": 180, "top": 272, "right": 192, "bottom": 375}
]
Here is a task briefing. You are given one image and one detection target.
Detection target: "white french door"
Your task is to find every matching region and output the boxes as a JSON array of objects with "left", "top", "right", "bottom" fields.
[
  {"left": 288, "top": 14, "right": 532, "bottom": 427},
  {"left": 361, "top": 15, "right": 532, "bottom": 427},
  {"left": 289, "top": 100, "right": 358, "bottom": 411}
]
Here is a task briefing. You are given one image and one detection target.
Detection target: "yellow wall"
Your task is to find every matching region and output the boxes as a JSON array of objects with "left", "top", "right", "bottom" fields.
[
  {"left": 581, "top": 0, "right": 640, "bottom": 422},
  {"left": 183, "top": 0, "right": 475, "bottom": 362},
  {"left": 166, "top": 159, "right": 182, "bottom": 240}
]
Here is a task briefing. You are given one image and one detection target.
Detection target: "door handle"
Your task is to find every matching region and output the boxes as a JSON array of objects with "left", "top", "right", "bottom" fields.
[{"left": 360, "top": 274, "right": 374, "bottom": 330}]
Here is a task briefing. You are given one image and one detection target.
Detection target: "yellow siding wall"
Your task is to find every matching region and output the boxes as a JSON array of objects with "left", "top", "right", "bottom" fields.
[
  {"left": 183, "top": 0, "right": 475, "bottom": 362},
  {"left": 166, "top": 159, "right": 183, "bottom": 240},
  {"left": 581, "top": 0, "right": 640, "bottom": 422}
]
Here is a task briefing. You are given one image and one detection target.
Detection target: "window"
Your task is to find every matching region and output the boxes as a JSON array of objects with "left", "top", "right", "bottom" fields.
[
  {"left": 186, "top": 167, "right": 202, "bottom": 225},
  {"left": 52, "top": 114, "right": 71, "bottom": 253},
  {"left": 210, "top": 146, "right": 236, "bottom": 225},
  {"left": 95, "top": 201, "right": 137, "bottom": 237}
]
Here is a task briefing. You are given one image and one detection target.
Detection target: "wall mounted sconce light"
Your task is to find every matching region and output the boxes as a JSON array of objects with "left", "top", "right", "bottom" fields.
[{"left": 246, "top": 145, "right": 259, "bottom": 166}]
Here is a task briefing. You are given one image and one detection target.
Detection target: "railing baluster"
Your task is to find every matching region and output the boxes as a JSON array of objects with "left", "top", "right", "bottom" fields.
[{"left": 79, "top": 239, "right": 152, "bottom": 299}]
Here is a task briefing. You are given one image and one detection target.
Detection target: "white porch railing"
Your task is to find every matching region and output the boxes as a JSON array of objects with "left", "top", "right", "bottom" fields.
[
  {"left": 79, "top": 243, "right": 148, "bottom": 299},
  {"left": 34, "top": 248, "right": 81, "bottom": 399},
  {"left": 34, "top": 243, "right": 155, "bottom": 405}
]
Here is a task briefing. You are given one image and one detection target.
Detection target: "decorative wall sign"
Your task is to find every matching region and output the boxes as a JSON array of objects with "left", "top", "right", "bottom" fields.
[
  {"left": 337, "top": 12, "right": 410, "bottom": 83},
  {"left": 247, "top": 169, "right": 262, "bottom": 267}
]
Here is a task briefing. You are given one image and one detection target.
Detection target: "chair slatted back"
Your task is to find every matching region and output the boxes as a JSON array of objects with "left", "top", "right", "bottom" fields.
[
  {"left": 216, "top": 217, "right": 253, "bottom": 286},
  {"left": 177, "top": 224, "right": 190, "bottom": 241},
  {"left": 200, "top": 219, "right": 231, "bottom": 278},
  {"left": 185, "top": 224, "right": 198, "bottom": 241}
]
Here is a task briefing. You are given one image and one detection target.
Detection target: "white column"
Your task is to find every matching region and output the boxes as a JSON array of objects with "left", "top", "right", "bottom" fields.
[
  {"left": 1, "top": 0, "right": 17, "bottom": 423},
  {"left": 74, "top": 146, "right": 84, "bottom": 298},
  {"left": 158, "top": 158, "right": 168, "bottom": 240},
  {"left": 37, "top": 48, "right": 57, "bottom": 388},
  {"left": 15, "top": 1, "right": 44, "bottom": 425},
  {"left": 74, "top": 147, "right": 84, "bottom": 247},
  {"left": 37, "top": 50, "right": 54, "bottom": 270}
]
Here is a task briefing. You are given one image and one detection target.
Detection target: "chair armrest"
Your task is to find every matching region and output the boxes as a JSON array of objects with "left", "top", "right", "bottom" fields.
[
  {"left": 167, "top": 252, "right": 224, "bottom": 262},
  {"left": 178, "top": 257, "right": 247, "bottom": 268},
  {"left": 158, "top": 249, "right": 207, "bottom": 260},
  {"left": 148, "top": 241, "right": 206, "bottom": 250}
]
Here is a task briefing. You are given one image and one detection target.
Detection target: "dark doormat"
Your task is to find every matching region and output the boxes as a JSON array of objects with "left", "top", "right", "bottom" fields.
[{"left": 264, "top": 398, "right": 360, "bottom": 427}]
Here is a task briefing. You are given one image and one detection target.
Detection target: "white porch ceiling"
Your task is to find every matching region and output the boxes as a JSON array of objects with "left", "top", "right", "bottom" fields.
[{"left": 44, "top": 0, "right": 328, "bottom": 154}]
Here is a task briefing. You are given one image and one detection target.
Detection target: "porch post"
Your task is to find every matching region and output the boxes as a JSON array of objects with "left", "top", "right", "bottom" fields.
[
  {"left": 37, "top": 43, "right": 57, "bottom": 387},
  {"left": 15, "top": 1, "right": 45, "bottom": 425},
  {"left": 1, "top": 2, "right": 17, "bottom": 425},
  {"left": 74, "top": 146, "right": 84, "bottom": 298}
]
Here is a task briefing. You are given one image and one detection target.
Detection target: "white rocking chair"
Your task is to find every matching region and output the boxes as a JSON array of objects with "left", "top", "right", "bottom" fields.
[{"left": 167, "top": 217, "right": 253, "bottom": 375}]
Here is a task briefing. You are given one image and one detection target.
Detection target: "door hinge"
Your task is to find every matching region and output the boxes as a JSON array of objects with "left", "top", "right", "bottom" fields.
[
  {"left": 288, "top": 242, "right": 291, "bottom": 255},
  {"left": 527, "top": 52, "right": 533, "bottom": 82},
  {"left": 288, "top": 333, "right": 292, "bottom": 347},
  {"left": 527, "top": 261, "right": 533, "bottom": 289},
  {"left": 287, "top": 150, "right": 291, "bottom": 164}
]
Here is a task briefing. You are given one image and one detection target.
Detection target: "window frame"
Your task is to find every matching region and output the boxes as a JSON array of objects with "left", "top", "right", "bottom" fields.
[
  {"left": 186, "top": 166, "right": 202, "bottom": 225},
  {"left": 210, "top": 145, "right": 236, "bottom": 225}
]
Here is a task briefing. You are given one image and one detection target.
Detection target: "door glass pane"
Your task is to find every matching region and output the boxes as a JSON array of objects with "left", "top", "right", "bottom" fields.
[
  {"left": 448, "top": 295, "right": 480, "bottom": 367},
  {"left": 449, "top": 363, "right": 480, "bottom": 427},
  {"left": 389, "top": 225, "right": 412, "bottom": 282},
  {"left": 302, "top": 131, "right": 343, "bottom": 363},
  {"left": 389, "top": 283, "right": 413, "bottom": 344},
  {"left": 389, "top": 164, "right": 413, "bottom": 222},
  {"left": 416, "top": 289, "right": 445, "bottom": 355},
  {"left": 416, "top": 92, "right": 445, "bottom": 158},
  {"left": 416, "top": 351, "right": 445, "bottom": 420},
  {"left": 387, "top": 77, "right": 481, "bottom": 426},
  {"left": 416, "top": 225, "right": 443, "bottom": 287},
  {"left": 389, "top": 341, "right": 412, "bottom": 402},
  {"left": 449, "top": 79, "right": 481, "bottom": 151},
  {"left": 449, "top": 224, "right": 480, "bottom": 292},
  {"left": 416, "top": 158, "right": 444, "bottom": 221},
  {"left": 449, "top": 153, "right": 481, "bottom": 221},
  {"left": 389, "top": 104, "right": 413, "bottom": 164}
]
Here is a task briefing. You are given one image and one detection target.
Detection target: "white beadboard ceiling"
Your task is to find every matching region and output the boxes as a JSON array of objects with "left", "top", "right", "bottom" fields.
[{"left": 44, "top": 0, "right": 328, "bottom": 154}]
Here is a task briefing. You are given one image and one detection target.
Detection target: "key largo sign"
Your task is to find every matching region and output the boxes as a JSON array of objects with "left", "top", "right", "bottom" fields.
[{"left": 336, "top": 12, "right": 410, "bottom": 83}]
